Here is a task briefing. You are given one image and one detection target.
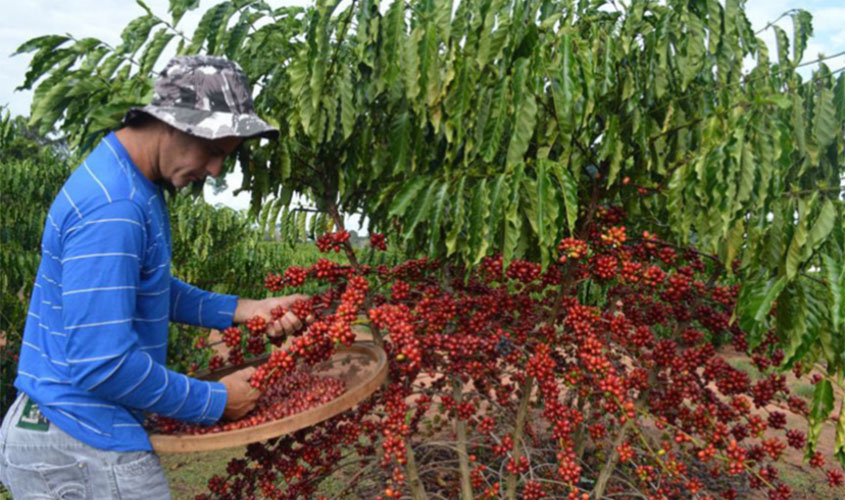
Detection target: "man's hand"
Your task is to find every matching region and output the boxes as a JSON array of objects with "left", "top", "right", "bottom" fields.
[
  {"left": 219, "top": 366, "right": 260, "bottom": 421},
  {"left": 233, "top": 294, "right": 313, "bottom": 337}
]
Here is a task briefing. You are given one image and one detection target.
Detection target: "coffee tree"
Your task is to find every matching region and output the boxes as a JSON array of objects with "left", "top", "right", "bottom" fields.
[
  {"left": 15, "top": 0, "right": 845, "bottom": 497},
  {"left": 0, "top": 111, "right": 72, "bottom": 416}
]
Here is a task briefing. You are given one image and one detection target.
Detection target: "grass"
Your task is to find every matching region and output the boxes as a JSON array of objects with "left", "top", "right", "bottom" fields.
[
  {"left": 727, "top": 359, "right": 762, "bottom": 381},
  {"left": 772, "top": 462, "right": 841, "bottom": 500},
  {"left": 792, "top": 382, "right": 817, "bottom": 400},
  {"left": 161, "top": 446, "right": 352, "bottom": 500},
  {"left": 162, "top": 448, "right": 246, "bottom": 499}
]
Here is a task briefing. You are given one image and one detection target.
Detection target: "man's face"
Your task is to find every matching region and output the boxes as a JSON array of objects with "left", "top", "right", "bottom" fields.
[{"left": 159, "top": 128, "right": 242, "bottom": 188}]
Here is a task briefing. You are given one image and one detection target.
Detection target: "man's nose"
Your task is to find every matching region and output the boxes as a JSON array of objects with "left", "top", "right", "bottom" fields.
[{"left": 208, "top": 158, "right": 224, "bottom": 177}]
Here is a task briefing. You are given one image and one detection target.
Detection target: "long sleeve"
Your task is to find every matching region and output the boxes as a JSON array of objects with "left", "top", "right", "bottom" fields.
[
  {"left": 169, "top": 277, "right": 238, "bottom": 329},
  {"left": 61, "top": 201, "right": 227, "bottom": 424}
]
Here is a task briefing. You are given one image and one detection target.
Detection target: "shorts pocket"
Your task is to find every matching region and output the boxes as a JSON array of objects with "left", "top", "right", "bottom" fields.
[
  {"left": 4, "top": 460, "right": 91, "bottom": 500},
  {"left": 113, "top": 452, "right": 170, "bottom": 500}
]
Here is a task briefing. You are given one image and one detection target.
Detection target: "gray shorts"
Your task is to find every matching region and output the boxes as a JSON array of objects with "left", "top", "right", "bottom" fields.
[{"left": 0, "top": 393, "right": 171, "bottom": 499}]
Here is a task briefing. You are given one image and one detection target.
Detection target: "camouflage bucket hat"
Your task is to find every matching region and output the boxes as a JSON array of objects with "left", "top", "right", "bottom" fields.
[{"left": 124, "top": 55, "right": 279, "bottom": 141}]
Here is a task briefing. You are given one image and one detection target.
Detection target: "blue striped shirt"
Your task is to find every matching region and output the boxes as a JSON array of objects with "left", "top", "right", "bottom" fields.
[{"left": 15, "top": 132, "right": 237, "bottom": 451}]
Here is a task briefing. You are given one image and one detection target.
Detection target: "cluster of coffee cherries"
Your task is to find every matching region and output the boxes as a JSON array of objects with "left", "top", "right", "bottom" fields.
[
  {"left": 316, "top": 230, "right": 350, "bottom": 253},
  {"left": 264, "top": 266, "right": 310, "bottom": 292},
  {"left": 557, "top": 237, "right": 589, "bottom": 263},
  {"left": 246, "top": 272, "right": 369, "bottom": 393},
  {"left": 146, "top": 369, "right": 345, "bottom": 435},
  {"left": 370, "top": 232, "right": 387, "bottom": 251},
  {"left": 193, "top": 210, "right": 841, "bottom": 500}
]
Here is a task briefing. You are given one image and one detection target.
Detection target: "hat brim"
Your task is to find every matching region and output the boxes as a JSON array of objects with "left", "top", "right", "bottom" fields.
[{"left": 124, "top": 105, "right": 279, "bottom": 141}]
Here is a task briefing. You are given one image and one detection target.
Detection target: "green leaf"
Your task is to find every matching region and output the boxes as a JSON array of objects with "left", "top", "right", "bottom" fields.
[
  {"left": 792, "top": 92, "right": 807, "bottom": 157},
  {"left": 13, "top": 34, "right": 70, "bottom": 56},
  {"left": 443, "top": 56, "right": 473, "bottom": 145},
  {"left": 722, "top": 218, "right": 745, "bottom": 273},
  {"left": 140, "top": 29, "right": 175, "bottom": 74},
  {"left": 603, "top": 115, "right": 624, "bottom": 186},
  {"left": 835, "top": 401, "right": 845, "bottom": 465},
  {"left": 706, "top": 0, "right": 722, "bottom": 54},
  {"left": 298, "top": 211, "right": 309, "bottom": 241},
  {"left": 487, "top": 175, "right": 508, "bottom": 245},
  {"left": 482, "top": 76, "right": 509, "bottom": 162},
  {"left": 777, "top": 282, "right": 809, "bottom": 366},
  {"left": 207, "top": 2, "right": 237, "bottom": 54},
  {"left": 445, "top": 177, "right": 467, "bottom": 256},
  {"left": 737, "top": 275, "right": 787, "bottom": 349},
  {"left": 258, "top": 197, "right": 272, "bottom": 235},
  {"left": 502, "top": 163, "right": 524, "bottom": 266},
  {"left": 421, "top": 21, "right": 440, "bottom": 107},
  {"left": 809, "top": 379, "right": 834, "bottom": 452},
  {"left": 225, "top": 15, "right": 251, "bottom": 59},
  {"left": 466, "top": 179, "right": 491, "bottom": 265},
  {"left": 390, "top": 109, "right": 412, "bottom": 174},
  {"left": 506, "top": 94, "right": 537, "bottom": 168},
  {"left": 813, "top": 87, "right": 836, "bottom": 150},
  {"left": 267, "top": 198, "right": 284, "bottom": 240},
  {"left": 339, "top": 66, "right": 356, "bottom": 140},
  {"left": 822, "top": 253, "right": 844, "bottom": 333},
  {"left": 835, "top": 73, "right": 845, "bottom": 122},
  {"left": 277, "top": 141, "right": 291, "bottom": 181},
  {"left": 434, "top": 0, "right": 452, "bottom": 43},
  {"left": 735, "top": 134, "right": 755, "bottom": 206},
  {"left": 772, "top": 25, "right": 790, "bottom": 70},
  {"left": 170, "top": 0, "right": 200, "bottom": 25},
  {"left": 388, "top": 177, "right": 427, "bottom": 218},
  {"left": 791, "top": 10, "right": 813, "bottom": 64},
  {"left": 403, "top": 181, "right": 437, "bottom": 240},
  {"left": 785, "top": 207, "right": 808, "bottom": 280},
  {"left": 404, "top": 27, "right": 422, "bottom": 101},
  {"left": 536, "top": 161, "right": 559, "bottom": 268},
  {"left": 477, "top": 21, "right": 510, "bottom": 68},
  {"left": 383, "top": 0, "right": 405, "bottom": 92},
  {"left": 806, "top": 199, "right": 836, "bottom": 255},
  {"left": 16, "top": 37, "right": 74, "bottom": 91},
  {"left": 810, "top": 367, "right": 833, "bottom": 412},
  {"left": 118, "top": 15, "right": 160, "bottom": 55},
  {"left": 551, "top": 33, "right": 577, "bottom": 137},
  {"left": 536, "top": 162, "right": 547, "bottom": 250},
  {"left": 550, "top": 160, "right": 578, "bottom": 236},
  {"left": 428, "top": 181, "right": 450, "bottom": 254}
]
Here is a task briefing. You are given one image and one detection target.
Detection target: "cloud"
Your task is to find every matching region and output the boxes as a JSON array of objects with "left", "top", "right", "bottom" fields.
[{"left": 0, "top": 0, "right": 194, "bottom": 115}]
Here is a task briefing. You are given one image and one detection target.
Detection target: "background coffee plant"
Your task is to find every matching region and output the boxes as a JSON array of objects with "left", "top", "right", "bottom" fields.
[
  {"left": 0, "top": 111, "right": 72, "bottom": 417},
  {"left": 7, "top": 0, "right": 845, "bottom": 497}
]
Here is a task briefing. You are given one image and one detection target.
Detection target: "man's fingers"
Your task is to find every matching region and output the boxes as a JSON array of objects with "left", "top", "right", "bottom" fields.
[
  {"left": 233, "top": 367, "right": 257, "bottom": 383},
  {"left": 280, "top": 316, "right": 298, "bottom": 334},
  {"left": 278, "top": 317, "right": 291, "bottom": 333},
  {"left": 267, "top": 319, "right": 284, "bottom": 336},
  {"left": 283, "top": 311, "right": 302, "bottom": 331}
]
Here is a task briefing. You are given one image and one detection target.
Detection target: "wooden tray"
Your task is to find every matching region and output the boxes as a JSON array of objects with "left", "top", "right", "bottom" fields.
[{"left": 149, "top": 342, "right": 387, "bottom": 454}]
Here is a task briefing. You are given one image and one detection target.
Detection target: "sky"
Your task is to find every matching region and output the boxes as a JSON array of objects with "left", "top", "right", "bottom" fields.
[{"left": 1, "top": 0, "right": 843, "bottom": 211}]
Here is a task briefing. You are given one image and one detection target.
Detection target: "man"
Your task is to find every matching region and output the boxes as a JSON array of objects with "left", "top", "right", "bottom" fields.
[{"left": 0, "top": 56, "right": 303, "bottom": 499}]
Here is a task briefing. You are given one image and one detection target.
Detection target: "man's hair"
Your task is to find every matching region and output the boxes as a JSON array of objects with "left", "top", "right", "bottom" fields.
[{"left": 123, "top": 110, "right": 159, "bottom": 129}]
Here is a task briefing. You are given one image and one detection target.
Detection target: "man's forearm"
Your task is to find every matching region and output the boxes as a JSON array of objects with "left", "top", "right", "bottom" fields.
[
  {"left": 233, "top": 298, "right": 260, "bottom": 324},
  {"left": 169, "top": 277, "right": 238, "bottom": 328}
]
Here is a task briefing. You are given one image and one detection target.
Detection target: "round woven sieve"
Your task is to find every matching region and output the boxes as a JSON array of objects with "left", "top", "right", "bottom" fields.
[{"left": 148, "top": 342, "right": 387, "bottom": 454}]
